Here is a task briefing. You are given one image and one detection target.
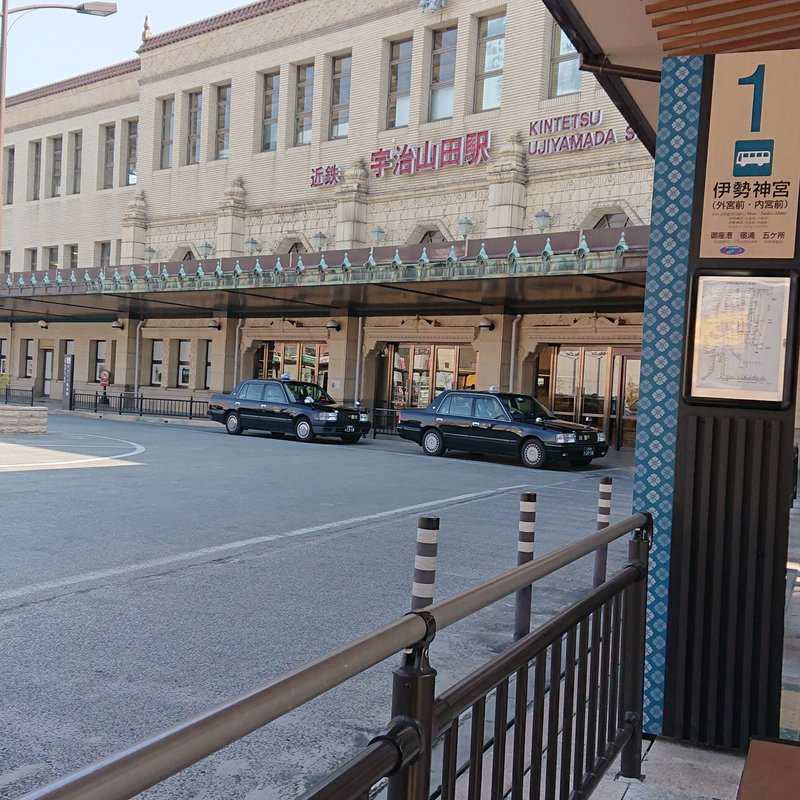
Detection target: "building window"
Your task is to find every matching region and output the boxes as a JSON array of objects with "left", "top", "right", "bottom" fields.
[
  {"left": 186, "top": 90, "right": 202, "bottom": 165},
  {"left": 50, "top": 135, "right": 63, "bottom": 197},
  {"left": 0, "top": 338, "right": 6, "bottom": 373},
  {"left": 593, "top": 212, "right": 631, "bottom": 228},
  {"left": 30, "top": 140, "right": 41, "bottom": 200},
  {"left": 68, "top": 244, "right": 79, "bottom": 269},
  {"left": 150, "top": 340, "right": 163, "bottom": 386},
  {"left": 102, "top": 124, "right": 115, "bottom": 189},
  {"left": 45, "top": 246, "right": 58, "bottom": 269},
  {"left": 5, "top": 146, "right": 14, "bottom": 204},
  {"left": 204, "top": 340, "right": 212, "bottom": 389},
  {"left": 25, "top": 247, "right": 37, "bottom": 271},
  {"left": 215, "top": 84, "right": 231, "bottom": 159},
  {"left": 387, "top": 39, "right": 412, "bottom": 129},
  {"left": 475, "top": 14, "right": 505, "bottom": 112},
  {"left": 98, "top": 241, "right": 111, "bottom": 268},
  {"left": 177, "top": 340, "right": 191, "bottom": 387},
  {"left": 126, "top": 119, "right": 138, "bottom": 185},
  {"left": 420, "top": 229, "right": 446, "bottom": 244},
  {"left": 70, "top": 131, "right": 82, "bottom": 194},
  {"left": 261, "top": 72, "right": 280, "bottom": 152},
  {"left": 294, "top": 62, "right": 314, "bottom": 146},
  {"left": 23, "top": 339, "right": 34, "bottom": 378},
  {"left": 2, "top": 251, "right": 10, "bottom": 273},
  {"left": 430, "top": 27, "right": 458, "bottom": 121},
  {"left": 92, "top": 340, "right": 107, "bottom": 382},
  {"left": 550, "top": 23, "right": 581, "bottom": 97},
  {"left": 329, "top": 54, "right": 351, "bottom": 140},
  {"left": 160, "top": 98, "right": 174, "bottom": 169}
]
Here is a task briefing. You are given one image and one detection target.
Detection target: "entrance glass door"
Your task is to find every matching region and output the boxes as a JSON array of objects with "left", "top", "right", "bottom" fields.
[
  {"left": 42, "top": 349, "right": 53, "bottom": 397},
  {"left": 610, "top": 350, "right": 641, "bottom": 449}
]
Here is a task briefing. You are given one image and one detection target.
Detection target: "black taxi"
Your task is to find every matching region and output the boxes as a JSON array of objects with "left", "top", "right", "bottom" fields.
[{"left": 207, "top": 379, "right": 370, "bottom": 443}]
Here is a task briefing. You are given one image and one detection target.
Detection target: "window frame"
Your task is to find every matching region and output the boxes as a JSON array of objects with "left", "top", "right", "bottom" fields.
[
  {"left": 549, "top": 22, "right": 581, "bottom": 98},
  {"left": 186, "top": 90, "right": 203, "bottom": 165},
  {"left": 204, "top": 340, "right": 212, "bottom": 390},
  {"left": 387, "top": 38, "right": 413, "bottom": 129},
  {"left": 429, "top": 26, "right": 458, "bottom": 122},
  {"left": 102, "top": 124, "right": 115, "bottom": 189},
  {"left": 177, "top": 340, "right": 191, "bottom": 387},
  {"left": 99, "top": 241, "right": 111, "bottom": 269},
  {"left": 68, "top": 244, "right": 78, "bottom": 269},
  {"left": 71, "top": 131, "right": 82, "bottom": 195},
  {"left": 31, "top": 140, "right": 41, "bottom": 200},
  {"left": 329, "top": 53, "right": 352, "bottom": 140},
  {"left": 125, "top": 119, "right": 138, "bottom": 185},
  {"left": 50, "top": 135, "right": 63, "bottom": 197},
  {"left": 0, "top": 337, "right": 7, "bottom": 373},
  {"left": 24, "top": 339, "right": 34, "bottom": 378},
  {"left": 150, "top": 339, "right": 163, "bottom": 386},
  {"left": 474, "top": 13, "right": 506, "bottom": 113},
  {"left": 159, "top": 97, "right": 174, "bottom": 169},
  {"left": 4, "top": 145, "right": 14, "bottom": 205},
  {"left": 93, "top": 340, "right": 107, "bottom": 383},
  {"left": 45, "top": 245, "right": 58, "bottom": 269},
  {"left": 215, "top": 84, "right": 232, "bottom": 159},
  {"left": 261, "top": 71, "right": 280, "bottom": 152},
  {"left": 26, "top": 247, "right": 37, "bottom": 271},
  {"left": 294, "top": 62, "right": 315, "bottom": 147}
]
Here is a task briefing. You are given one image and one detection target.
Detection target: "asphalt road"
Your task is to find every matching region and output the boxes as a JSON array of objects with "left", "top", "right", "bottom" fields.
[{"left": 0, "top": 414, "right": 636, "bottom": 799}]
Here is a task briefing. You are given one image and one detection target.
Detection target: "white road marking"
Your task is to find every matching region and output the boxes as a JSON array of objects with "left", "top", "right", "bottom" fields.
[
  {"left": 0, "top": 484, "right": 528, "bottom": 602},
  {"left": 0, "top": 434, "right": 145, "bottom": 471}
]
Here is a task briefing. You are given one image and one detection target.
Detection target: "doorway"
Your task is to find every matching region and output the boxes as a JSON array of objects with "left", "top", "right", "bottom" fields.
[
  {"left": 41, "top": 349, "right": 53, "bottom": 397},
  {"left": 610, "top": 349, "right": 641, "bottom": 450}
]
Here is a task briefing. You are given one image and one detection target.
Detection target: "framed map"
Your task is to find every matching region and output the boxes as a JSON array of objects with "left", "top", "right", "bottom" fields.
[{"left": 687, "top": 274, "right": 792, "bottom": 403}]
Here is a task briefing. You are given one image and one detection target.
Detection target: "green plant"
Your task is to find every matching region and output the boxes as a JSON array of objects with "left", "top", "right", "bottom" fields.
[{"left": 0, "top": 372, "right": 11, "bottom": 392}]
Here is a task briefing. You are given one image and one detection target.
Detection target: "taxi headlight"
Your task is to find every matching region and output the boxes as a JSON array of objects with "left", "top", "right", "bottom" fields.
[
  {"left": 318, "top": 411, "right": 338, "bottom": 422},
  {"left": 555, "top": 433, "right": 576, "bottom": 444},
  {"left": 359, "top": 413, "right": 369, "bottom": 422},
  {"left": 596, "top": 432, "right": 606, "bottom": 443}
]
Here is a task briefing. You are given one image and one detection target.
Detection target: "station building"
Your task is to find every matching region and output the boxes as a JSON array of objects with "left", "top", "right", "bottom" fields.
[{"left": 0, "top": 0, "right": 655, "bottom": 445}]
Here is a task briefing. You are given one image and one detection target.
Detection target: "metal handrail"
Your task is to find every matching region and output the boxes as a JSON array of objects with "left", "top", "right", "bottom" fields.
[{"left": 18, "top": 514, "right": 648, "bottom": 800}]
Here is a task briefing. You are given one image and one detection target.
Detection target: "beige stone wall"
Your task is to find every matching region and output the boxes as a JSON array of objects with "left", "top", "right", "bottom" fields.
[
  {"left": 3, "top": 0, "right": 653, "bottom": 267},
  {"left": 0, "top": 406, "right": 47, "bottom": 434}
]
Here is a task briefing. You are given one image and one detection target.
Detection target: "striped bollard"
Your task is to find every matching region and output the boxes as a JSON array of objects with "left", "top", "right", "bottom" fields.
[
  {"left": 592, "top": 477, "right": 613, "bottom": 587},
  {"left": 514, "top": 492, "right": 537, "bottom": 641},
  {"left": 411, "top": 516, "right": 439, "bottom": 610}
]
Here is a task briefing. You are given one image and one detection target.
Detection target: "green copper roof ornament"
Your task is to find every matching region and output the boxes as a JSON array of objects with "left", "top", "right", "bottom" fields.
[
  {"left": 55, "top": 271, "right": 63, "bottom": 286},
  {"left": 195, "top": 264, "right": 204, "bottom": 277},
  {"left": 113, "top": 270, "right": 122, "bottom": 283},
  {"left": 318, "top": 255, "right": 328, "bottom": 272},
  {"left": 69, "top": 271, "right": 77, "bottom": 285},
  {"left": 418, "top": 247, "right": 430, "bottom": 267},
  {"left": 508, "top": 240, "right": 520, "bottom": 272},
  {"left": 233, "top": 260, "right": 243, "bottom": 276},
  {"left": 5, "top": 274, "right": 12, "bottom": 287},
  {"left": 541, "top": 237, "right": 554, "bottom": 259},
  {"left": 214, "top": 261, "right": 224, "bottom": 278},
  {"left": 18, "top": 274, "right": 26, "bottom": 287},
  {"left": 274, "top": 257, "right": 284, "bottom": 273},
  {"left": 43, "top": 273, "right": 51, "bottom": 286},
  {"left": 341, "top": 251, "right": 351, "bottom": 271},
  {"left": 295, "top": 255, "right": 304, "bottom": 273},
  {"left": 97, "top": 269, "right": 105, "bottom": 282},
  {"left": 576, "top": 234, "right": 591, "bottom": 256},
  {"left": 161, "top": 265, "right": 170, "bottom": 280},
  {"left": 30, "top": 274, "right": 37, "bottom": 287},
  {"left": 446, "top": 245, "right": 458, "bottom": 266},
  {"left": 253, "top": 258, "right": 263, "bottom": 276},
  {"left": 391, "top": 249, "right": 403, "bottom": 268},
  {"left": 127, "top": 267, "right": 136, "bottom": 282},
  {"left": 144, "top": 266, "right": 153, "bottom": 280},
  {"left": 364, "top": 251, "right": 377, "bottom": 269},
  {"left": 83, "top": 271, "right": 92, "bottom": 284},
  {"left": 178, "top": 265, "right": 187, "bottom": 279},
  {"left": 615, "top": 231, "right": 629, "bottom": 256},
  {"left": 475, "top": 242, "right": 488, "bottom": 265}
]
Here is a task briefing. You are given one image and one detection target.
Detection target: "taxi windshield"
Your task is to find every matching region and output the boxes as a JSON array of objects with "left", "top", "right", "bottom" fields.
[
  {"left": 285, "top": 382, "right": 335, "bottom": 405},
  {"left": 498, "top": 394, "right": 554, "bottom": 419}
]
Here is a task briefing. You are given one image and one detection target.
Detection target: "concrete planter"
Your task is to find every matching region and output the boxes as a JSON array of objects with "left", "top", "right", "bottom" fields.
[{"left": 0, "top": 406, "right": 48, "bottom": 434}]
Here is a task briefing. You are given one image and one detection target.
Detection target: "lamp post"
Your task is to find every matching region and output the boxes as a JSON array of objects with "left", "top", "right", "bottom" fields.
[{"left": 0, "top": 2, "right": 117, "bottom": 249}]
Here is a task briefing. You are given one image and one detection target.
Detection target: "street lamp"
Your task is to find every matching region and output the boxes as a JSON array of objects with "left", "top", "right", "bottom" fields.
[
  {"left": 312, "top": 231, "right": 327, "bottom": 251},
  {"left": 0, "top": 2, "right": 117, "bottom": 250}
]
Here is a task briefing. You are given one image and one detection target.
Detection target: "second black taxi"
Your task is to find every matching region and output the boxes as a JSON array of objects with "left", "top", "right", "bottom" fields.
[
  {"left": 397, "top": 389, "right": 608, "bottom": 468},
  {"left": 208, "top": 379, "right": 371, "bottom": 443}
]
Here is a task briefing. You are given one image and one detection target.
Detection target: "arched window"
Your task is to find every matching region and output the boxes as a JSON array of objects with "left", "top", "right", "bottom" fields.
[
  {"left": 593, "top": 212, "right": 630, "bottom": 229},
  {"left": 181, "top": 250, "right": 194, "bottom": 261},
  {"left": 419, "top": 230, "right": 446, "bottom": 244},
  {"left": 288, "top": 241, "right": 306, "bottom": 254}
]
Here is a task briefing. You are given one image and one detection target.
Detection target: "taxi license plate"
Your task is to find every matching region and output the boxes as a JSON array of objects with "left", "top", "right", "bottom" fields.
[
  {"left": 583, "top": 447, "right": 594, "bottom": 456},
  {"left": 345, "top": 425, "right": 355, "bottom": 432}
]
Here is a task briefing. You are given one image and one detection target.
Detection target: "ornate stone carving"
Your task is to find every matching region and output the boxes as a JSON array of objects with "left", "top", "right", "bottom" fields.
[{"left": 219, "top": 177, "right": 246, "bottom": 213}]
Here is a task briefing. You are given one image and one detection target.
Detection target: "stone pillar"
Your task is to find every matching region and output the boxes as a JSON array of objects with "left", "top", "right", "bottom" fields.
[
  {"left": 335, "top": 160, "right": 369, "bottom": 249},
  {"left": 121, "top": 191, "right": 148, "bottom": 266},
  {"left": 472, "top": 314, "right": 516, "bottom": 391},
  {"left": 486, "top": 133, "right": 528, "bottom": 237},
  {"left": 216, "top": 177, "right": 247, "bottom": 258},
  {"left": 326, "top": 317, "right": 361, "bottom": 404}
]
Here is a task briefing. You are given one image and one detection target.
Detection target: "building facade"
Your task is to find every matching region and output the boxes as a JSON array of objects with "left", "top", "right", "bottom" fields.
[{"left": 0, "top": 0, "right": 655, "bottom": 444}]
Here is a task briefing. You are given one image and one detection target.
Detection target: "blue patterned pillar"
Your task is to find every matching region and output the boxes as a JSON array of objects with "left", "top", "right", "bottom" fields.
[{"left": 633, "top": 55, "right": 705, "bottom": 733}]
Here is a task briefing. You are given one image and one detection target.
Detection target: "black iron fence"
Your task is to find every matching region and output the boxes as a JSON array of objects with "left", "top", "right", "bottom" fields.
[
  {"left": 1, "top": 387, "right": 35, "bottom": 406},
  {"left": 17, "top": 506, "right": 651, "bottom": 800},
  {"left": 72, "top": 391, "right": 208, "bottom": 420},
  {"left": 372, "top": 408, "right": 400, "bottom": 437}
]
